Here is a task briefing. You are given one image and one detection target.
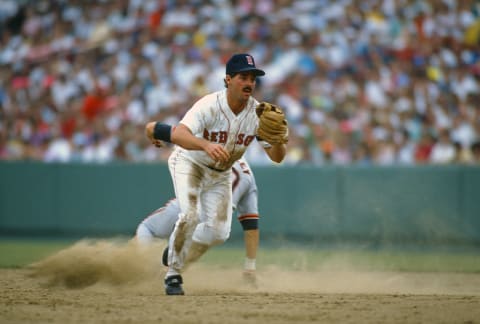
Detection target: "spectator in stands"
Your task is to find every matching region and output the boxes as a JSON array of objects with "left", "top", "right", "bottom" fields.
[
  {"left": 430, "top": 129, "right": 456, "bottom": 164},
  {"left": 0, "top": 0, "right": 479, "bottom": 166},
  {"left": 471, "top": 141, "right": 480, "bottom": 164}
]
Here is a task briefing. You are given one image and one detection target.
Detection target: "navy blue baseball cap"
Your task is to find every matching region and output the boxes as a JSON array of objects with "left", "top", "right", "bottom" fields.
[{"left": 226, "top": 53, "right": 265, "bottom": 76}]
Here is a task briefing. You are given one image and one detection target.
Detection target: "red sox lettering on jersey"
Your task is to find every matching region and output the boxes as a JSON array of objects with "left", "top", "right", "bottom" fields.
[
  {"left": 178, "top": 89, "right": 260, "bottom": 170},
  {"left": 203, "top": 129, "right": 255, "bottom": 146}
]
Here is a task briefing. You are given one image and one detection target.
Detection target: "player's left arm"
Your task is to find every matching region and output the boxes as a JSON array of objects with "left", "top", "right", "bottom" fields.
[
  {"left": 263, "top": 143, "right": 286, "bottom": 163},
  {"left": 255, "top": 101, "right": 288, "bottom": 163}
]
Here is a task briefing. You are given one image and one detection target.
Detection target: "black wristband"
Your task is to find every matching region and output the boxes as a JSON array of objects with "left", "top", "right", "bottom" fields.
[{"left": 153, "top": 123, "right": 172, "bottom": 142}]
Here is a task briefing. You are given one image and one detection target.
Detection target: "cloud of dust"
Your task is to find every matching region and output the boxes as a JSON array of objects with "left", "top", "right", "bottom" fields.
[
  {"left": 26, "top": 243, "right": 479, "bottom": 296},
  {"left": 180, "top": 264, "right": 410, "bottom": 295},
  {"left": 28, "top": 238, "right": 167, "bottom": 289},
  {"left": 182, "top": 264, "right": 479, "bottom": 296},
  {"left": 180, "top": 247, "right": 480, "bottom": 295}
]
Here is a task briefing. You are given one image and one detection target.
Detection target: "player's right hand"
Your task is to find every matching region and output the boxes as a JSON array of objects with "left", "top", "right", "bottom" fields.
[
  {"left": 152, "top": 139, "right": 164, "bottom": 147},
  {"left": 145, "top": 122, "right": 164, "bottom": 147},
  {"left": 205, "top": 143, "right": 230, "bottom": 162},
  {"left": 145, "top": 122, "right": 155, "bottom": 141}
]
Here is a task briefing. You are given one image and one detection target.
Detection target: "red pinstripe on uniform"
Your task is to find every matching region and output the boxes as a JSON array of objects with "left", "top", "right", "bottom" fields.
[{"left": 217, "top": 95, "right": 231, "bottom": 141}]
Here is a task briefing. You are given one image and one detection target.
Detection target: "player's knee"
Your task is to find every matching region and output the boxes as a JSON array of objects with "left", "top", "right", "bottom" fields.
[
  {"left": 136, "top": 223, "right": 154, "bottom": 245},
  {"left": 214, "top": 230, "right": 230, "bottom": 245},
  {"left": 192, "top": 223, "right": 230, "bottom": 246}
]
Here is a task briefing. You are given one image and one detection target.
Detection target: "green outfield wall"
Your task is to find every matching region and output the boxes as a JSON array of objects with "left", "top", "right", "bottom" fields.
[{"left": 1, "top": 162, "right": 479, "bottom": 245}]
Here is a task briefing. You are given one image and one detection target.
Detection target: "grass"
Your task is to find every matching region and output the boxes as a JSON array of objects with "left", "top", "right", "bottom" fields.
[
  {"left": 1, "top": 238, "right": 480, "bottom": 273},
  {"left": 0, "top": 239, "right": 75, "bottom": 268}
]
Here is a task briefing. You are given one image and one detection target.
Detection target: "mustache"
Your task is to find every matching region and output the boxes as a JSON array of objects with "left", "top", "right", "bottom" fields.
[{"left": 242, "top": 86, "right": 252, "bottom": 92}]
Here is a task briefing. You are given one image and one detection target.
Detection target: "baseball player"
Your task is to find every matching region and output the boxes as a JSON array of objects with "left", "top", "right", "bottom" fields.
[
  {"left": 136, "top": 157, "right": 260, "bottom": 284},
  {"left": 145, "top": 53, "right": 288, "bottom": 295}
]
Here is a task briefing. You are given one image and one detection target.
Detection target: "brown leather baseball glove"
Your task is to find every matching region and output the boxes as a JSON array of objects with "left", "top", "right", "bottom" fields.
[{"left": 255, "top": 102, "right": 289, "bottom": 145}]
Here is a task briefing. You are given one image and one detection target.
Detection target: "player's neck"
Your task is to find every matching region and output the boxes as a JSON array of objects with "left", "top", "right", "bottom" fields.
[
  {"left": 230, "top": 105, "right": 245, "bottom": 115},
  {"left": 227, "top": 96, "right": 248, "bottom": 115}
]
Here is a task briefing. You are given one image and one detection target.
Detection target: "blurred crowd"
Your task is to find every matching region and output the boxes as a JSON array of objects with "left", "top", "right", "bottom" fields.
[{"left": 1, "top": 0, "right": 480, "bottom": 166}]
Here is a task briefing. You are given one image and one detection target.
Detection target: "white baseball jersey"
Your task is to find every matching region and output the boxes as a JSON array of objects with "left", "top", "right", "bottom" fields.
[
  {"left": 137, "top": 158, "right": 258, "bottom": 241},
  {"left": 176, "top": 89, "right": 260, "bottom": 171}
]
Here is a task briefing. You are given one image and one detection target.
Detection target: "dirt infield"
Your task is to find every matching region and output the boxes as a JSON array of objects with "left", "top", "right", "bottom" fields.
[{"left": 1, "top": 241, "right": 480, "bottom": 324}]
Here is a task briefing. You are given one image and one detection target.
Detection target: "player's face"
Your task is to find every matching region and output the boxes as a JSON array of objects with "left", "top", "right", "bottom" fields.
[{"left": 228, "top": 72, "right": 257, "bottom": 102}]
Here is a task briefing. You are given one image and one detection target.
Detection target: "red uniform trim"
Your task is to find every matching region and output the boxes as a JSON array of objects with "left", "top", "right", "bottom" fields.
[{"left": 238, "top": 213, "right": 259, "bottom": 221}]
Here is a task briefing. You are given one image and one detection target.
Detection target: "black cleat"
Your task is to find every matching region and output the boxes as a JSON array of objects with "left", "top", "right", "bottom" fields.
[
  {"left": 162, "top": 246, "right": 169, "bottom": 267},
  {"left": 165, "top": 275, "right": 184, "bottom": 295}
]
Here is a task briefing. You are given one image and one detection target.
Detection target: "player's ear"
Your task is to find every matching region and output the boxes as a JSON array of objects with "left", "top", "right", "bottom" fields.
[{"left": 224, "top": 75, "right": 231, "bottom": 88}]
